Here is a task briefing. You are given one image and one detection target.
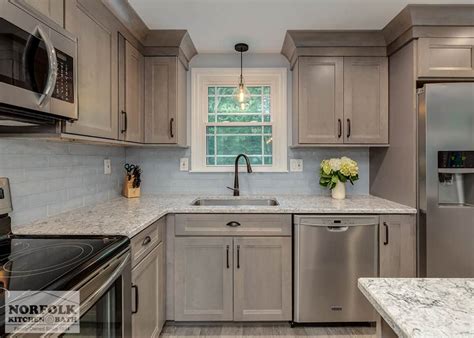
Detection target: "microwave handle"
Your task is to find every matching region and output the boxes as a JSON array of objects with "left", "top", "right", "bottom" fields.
[{"left": 36, "top": 26, "right": 57, "bottom": 107}]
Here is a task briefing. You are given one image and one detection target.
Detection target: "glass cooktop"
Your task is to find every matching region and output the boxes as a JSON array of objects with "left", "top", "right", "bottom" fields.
[{"left": 0, "top": 235, "right": 129, "bottom": 292}]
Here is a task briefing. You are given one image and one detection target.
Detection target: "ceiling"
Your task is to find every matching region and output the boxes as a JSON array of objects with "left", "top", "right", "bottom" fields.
[{"left": 129, "top": 0, "right": 473, "bottom": 53}]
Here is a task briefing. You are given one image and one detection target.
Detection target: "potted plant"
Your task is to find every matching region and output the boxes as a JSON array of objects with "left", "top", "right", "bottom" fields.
[{"left": 319, "top": 157, "right": 359, "bottom": 200}]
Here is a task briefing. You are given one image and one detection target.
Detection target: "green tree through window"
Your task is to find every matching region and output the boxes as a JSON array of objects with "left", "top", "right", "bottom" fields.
[{"left": 206, "top": 86, "right": 272, "bottom": 166}]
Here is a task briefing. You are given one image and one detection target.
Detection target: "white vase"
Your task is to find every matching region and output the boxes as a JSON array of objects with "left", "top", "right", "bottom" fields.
[{"left": 331, "top": 180, "right": 346, "bottom": 200}]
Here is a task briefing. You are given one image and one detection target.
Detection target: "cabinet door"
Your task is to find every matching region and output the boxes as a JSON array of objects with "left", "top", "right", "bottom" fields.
[
  {"left": 233, "top": 237, "right": 292, "bottom": 321},
  {"left": 132, "top": 243, "right": 161, "bottom": 338},
  {"left": 418, "top": 38, "right": 474, "bottom": 78},
  {"left": 23, "top": 0, "right": 64, "bottom": 26},
  {"left": 157, "top": 240, "right": 166, "bottom": 332},
  {"left": 175, "top": 237, "right": 233, "bottom": 321},
  {"left": 343, "top": 57, "right": 388, "bottom": 144},
  {"left": 379, "top": 215, "right": 416, "bottom": 277},
  {"left": 297, "top": 57, "right": 344, "bottom": 144},
  {"left": 145, "top": 57, "right": 186, "bottom": 144},
  {"left": 63, "top": 0, "right": 118, "bottom": 139},
  {"left": 122, "top": 40, "right": 144, "bottom": 143}
]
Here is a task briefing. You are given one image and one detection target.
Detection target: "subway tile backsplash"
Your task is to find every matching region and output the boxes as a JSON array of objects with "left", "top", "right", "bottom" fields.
[
  {"left": 0, "top": 139, "right": 125, "bottom": 228},
  {"left": 125, "top": 147, "right": 369, "bottom": 196},
  {"left": 1, "top": 138, "right": 369, "bottom": 229}
]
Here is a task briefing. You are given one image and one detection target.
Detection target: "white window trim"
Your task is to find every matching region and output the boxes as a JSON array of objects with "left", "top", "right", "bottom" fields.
[{"left": 191, "top": 67, "right": 288, "bottom": 173}]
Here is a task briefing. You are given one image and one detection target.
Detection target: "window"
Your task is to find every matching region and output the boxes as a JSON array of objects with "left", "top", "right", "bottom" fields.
[{"left": 191, "top": 68, "right": 287, "bottom": 172}]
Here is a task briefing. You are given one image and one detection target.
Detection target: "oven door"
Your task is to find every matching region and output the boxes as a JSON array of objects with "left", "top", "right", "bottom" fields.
[{"left": 62, "top": 250, "right": 132, "bottom": 337}]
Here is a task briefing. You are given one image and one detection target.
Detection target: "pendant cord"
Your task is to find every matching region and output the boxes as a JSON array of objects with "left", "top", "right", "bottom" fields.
[{"left": 240, "top": 51, "right": 243, "bottom": 84}]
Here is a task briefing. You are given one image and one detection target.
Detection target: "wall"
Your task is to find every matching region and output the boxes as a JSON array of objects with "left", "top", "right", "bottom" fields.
[
  {"left": 126, "top": 53, "right": 370, "bottom": 196},
  {"left": 0, "top": 139, "right": 125, "bottom": 228}
]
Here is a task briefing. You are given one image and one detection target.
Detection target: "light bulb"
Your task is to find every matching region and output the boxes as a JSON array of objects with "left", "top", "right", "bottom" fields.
[{"left": 234, "top": 80, "right": 250, "bottom": 110}]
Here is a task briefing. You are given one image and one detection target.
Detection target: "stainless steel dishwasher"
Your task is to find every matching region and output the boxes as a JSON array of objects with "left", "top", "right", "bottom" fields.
[{"left": 294, "top": 215, "right": 378, "bottom": 323}]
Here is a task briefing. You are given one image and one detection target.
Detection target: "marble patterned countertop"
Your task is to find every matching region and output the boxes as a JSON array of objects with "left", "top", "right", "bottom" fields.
[
  {"left": 14, "top": 194, "right": 416, "bottom": 237},
  {"left": 358, "top": 278, "right": 474, "bottom": 338}
]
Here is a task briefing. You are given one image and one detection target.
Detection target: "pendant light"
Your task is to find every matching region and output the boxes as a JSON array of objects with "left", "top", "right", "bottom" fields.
[{"left": 233, "top": 43, "right": 250, "bottom": 110}]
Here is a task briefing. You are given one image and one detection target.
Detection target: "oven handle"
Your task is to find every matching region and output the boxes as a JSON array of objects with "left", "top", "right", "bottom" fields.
[
  {"left": 36, "top": 25, "right": 58, "bottom": 107},
  {"left": 79, "top": 252, "right": 131, "bottom": 315}
]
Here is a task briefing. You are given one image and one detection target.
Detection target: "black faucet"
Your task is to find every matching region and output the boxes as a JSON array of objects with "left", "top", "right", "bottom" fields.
[{"left": 227, "top": 154, "right": 253, "bottom": 196}]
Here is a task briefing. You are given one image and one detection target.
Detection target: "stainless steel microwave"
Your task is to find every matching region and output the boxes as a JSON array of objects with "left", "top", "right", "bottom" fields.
[{"left": 0, "top": 0, "right": 77, "bottom": 124}]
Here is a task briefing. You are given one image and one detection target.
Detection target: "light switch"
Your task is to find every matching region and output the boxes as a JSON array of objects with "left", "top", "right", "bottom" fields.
[
  {"left": 180, "top": 158, "right": 189, "bottom": 171},
  {"left": 290, "top": 159, "right": 303, "bottom": 172},
  {"left": 104, "top": 159, "right": 111, "bottom": 175}
]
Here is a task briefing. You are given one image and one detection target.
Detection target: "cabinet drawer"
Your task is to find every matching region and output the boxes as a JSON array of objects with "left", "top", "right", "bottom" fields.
[
  {"left": 131, "top": 217, "right": 164, "bottom": 267},
  {"left": 175, "top": 214, "right": 291, "bottom": 237}
]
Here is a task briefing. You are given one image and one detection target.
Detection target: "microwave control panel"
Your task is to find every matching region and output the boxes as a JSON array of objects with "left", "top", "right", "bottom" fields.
[{"left": 52, "top": 49, "right": 74, "bottom": 103}]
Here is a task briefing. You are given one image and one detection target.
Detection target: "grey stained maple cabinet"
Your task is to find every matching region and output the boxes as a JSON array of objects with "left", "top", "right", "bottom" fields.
[
  {"left": 63, "top": 0, "right": 119, "bottom": 139},
  {"left": 379, "top": 214, "right": 416, "bottom": 277},
  {"left": 292, "top": 56, "right": 388, "bottom": 146},
  {"left": 119, "top": 39, "right": 145, "bottom": 143},
  {"left": 145, "top": 57, "right": 188, "bottom": 145},
  {"left": 131, "top": 218, "right": 166, "bottom": 337},
  {"left": 23, "top": 0, "right": 64, "bottom": 26},
  {"left": 174, "top": 214, "right": 292, "bottom": 322}
]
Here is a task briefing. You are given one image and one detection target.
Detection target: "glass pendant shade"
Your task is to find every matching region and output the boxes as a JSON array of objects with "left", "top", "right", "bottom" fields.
[{"left": 234, "top": 77, "right": 251, "bottom": 110}]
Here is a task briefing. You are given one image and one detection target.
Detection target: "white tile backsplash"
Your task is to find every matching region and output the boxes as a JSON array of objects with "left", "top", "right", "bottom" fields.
[
  {"left": 0, "top": 139, "right": 126, "bottom": 228},
  {"left": 125, "top": 147, "right": 369, "bottom": 196}
]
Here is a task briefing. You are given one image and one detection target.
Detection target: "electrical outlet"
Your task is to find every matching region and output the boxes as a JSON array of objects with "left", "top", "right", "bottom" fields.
[
  {"left": 180, "top": 158, "right": 189, "bottom": 171},
  {"left": 290, "top": 159, "right": 303, "bottom": 172},
  {"left": 104, "top": 159, "right": 111, "bottom": 175}
]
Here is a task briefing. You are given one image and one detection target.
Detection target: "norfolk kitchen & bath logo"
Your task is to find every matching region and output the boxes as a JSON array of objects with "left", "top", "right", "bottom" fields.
[{"left": 5, "top": 290, "right": 80, "bottom": 333}]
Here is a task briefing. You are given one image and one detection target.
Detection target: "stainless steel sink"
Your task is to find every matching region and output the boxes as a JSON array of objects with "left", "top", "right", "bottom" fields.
[{"left": 191, "top": 198, "right": 279, "bottom": 206}]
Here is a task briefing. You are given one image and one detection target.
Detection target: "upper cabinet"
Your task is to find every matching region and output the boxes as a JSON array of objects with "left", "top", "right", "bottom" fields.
[
  {"left": 119, "top": 37, "right": 145, "bottom": 143},
  {"left": 23, "top": 0, "right": 64, "bottom": 26},
  {"left": 294, "top": 57, "right": 343, "bottom": 144},
  {"left": 284, "top": 31, "right": 389, "bottom": 146},
  {"left": 63, "top": 0, "right": 119, "bottom": 139},
  {"left": 343, "top": 57, "right": 388, "bottom": 144},
  {"left": 144, "top": 57, "right": 187, "bottom": 145},
  {"left": 143, "top": 31, "right": 196, "bottom": 146},
  {"left": 417, "top": 38, "right": 474, "bottom": 78}
]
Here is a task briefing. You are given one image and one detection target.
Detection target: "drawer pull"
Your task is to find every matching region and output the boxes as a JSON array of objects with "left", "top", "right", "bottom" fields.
[
  {"left": 142, "top": 236, "right": 152, "bottom": 246},
  {"left": 226, "top": 221, "right": 241, "bottom": 227},
  {"left": 237, "top": 245, "right": 240, "bottom": 269},
  {"left": 383, "top": 222, "right": 389, "bottom": 245},
  {"left": 132, "top": 285, "right": 139, "bottom": 314}
]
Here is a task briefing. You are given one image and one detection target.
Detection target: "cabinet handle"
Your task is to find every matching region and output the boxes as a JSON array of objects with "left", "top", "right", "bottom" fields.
[
  {"left": 346, "top": 118, "right": 351, "bottom": 138},
  {"left": 142, "top": 236, "right": 151, "bottom": 246},
  {"left": 169, "top": 118, "right": 174, "bottom": 138},
  {"left": 226, "top": 245, "right": 230, "bottom": 269},
  {"left": 226, "top": 221, "right": 241, "bottom": 227},
  {"left": 237, "top": 245, "right": 240, "bottom": 269},
  {"left": 121, "top": 111, "right": 128, "bottom": 134},
  {"left": 131, "top": 284, "right": 139, "bottom": 314},
  {"left": 337, "top": 119, "right": 342, "bottom": 138},
  {"left": 383, "top": 222, "right": 389, "bottom": 245}
]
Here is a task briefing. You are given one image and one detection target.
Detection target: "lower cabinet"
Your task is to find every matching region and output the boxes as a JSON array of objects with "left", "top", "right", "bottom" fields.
[
  {"left": 174, "top": 237, "right": 233, "bottom": 321},
  {"left": 174, "top": 236, "right": 292, "bottom": 321},
  {"left": 131, "top": 242, "right": 164, "bottom": 337},
  {"left": 379, "top": 214, "right": 416, "bottom": 277},
  {"left": 233, "top": 237, "right": 292, "bottom": 321}
]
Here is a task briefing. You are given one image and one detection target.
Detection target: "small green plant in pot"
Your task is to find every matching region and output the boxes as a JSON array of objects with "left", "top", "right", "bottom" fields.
[{"left": 319, "top": 157, "right": 359, "bottom": 200}]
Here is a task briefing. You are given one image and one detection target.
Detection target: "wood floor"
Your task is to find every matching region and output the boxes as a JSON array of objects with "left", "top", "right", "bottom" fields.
[{"left": 160, "top": 323, "right": 376, "bottom": 338}]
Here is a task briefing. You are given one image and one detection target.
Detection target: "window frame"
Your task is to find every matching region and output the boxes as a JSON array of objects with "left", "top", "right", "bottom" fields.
[{"left": 191, "top": 68, "right": 288, "bottom": 172}]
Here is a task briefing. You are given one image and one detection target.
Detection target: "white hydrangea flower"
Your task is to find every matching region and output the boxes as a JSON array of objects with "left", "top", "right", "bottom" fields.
[{"left": 328, "top": 158, "right": 341, "bottom": 171}]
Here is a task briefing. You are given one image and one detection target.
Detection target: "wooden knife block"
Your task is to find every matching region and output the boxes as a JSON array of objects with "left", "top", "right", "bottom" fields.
[{"left": 122, "top": 175, "right": 140, "bottom": 198}]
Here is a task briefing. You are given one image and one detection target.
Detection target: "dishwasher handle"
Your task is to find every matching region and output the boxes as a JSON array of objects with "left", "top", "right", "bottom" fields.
[{"left": 326, "top": 226, "right": 349, "bottom": 232}]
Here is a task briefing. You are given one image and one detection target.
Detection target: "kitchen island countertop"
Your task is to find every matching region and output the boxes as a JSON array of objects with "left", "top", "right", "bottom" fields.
[
  {"left": 358, "top": 278, "right": 474, "bottom": 338},
  {"left": 14, "top": 194, "right": 416, "bottom": 237}
]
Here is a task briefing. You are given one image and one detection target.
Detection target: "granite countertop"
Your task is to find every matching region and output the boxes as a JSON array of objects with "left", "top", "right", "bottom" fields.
[
  {"left": 14, "top": 194, "right": 416, "bottom": 237},
  {"left": 358, "top": 278, "right": 474, "bottom": 338}
]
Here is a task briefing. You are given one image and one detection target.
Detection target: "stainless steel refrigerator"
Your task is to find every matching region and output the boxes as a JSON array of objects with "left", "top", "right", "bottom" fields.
[{"left": 417, "top": 82, "right": 474, "bottom": 277}]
